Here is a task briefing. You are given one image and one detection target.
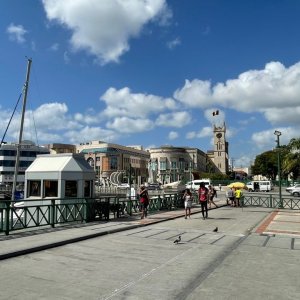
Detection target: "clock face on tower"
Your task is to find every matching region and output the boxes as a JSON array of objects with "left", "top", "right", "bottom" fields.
[{"left": 216, "top": 133, "right": 222, "bottom": 139}]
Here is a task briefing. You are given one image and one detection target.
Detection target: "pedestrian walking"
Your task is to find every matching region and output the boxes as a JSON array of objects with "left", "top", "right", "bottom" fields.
[
  {"left": 208, "top": 185, "right": 218, "bottom": 209},
  {"left": 218, "top": 183, "right": 222, "bottom": 191},
  {"left": 139, "top": 186, "right": 149, "bottom": 219},
  {"left": 226, "top": 188, "right": 235, "bottom": 206},
  {"left": 234, "top": 188, "right": 243, "bottom": 207},
  {"left": 198, "top": 182, "right": 209, "bottom": 220},
  {"left": 183, "top": 188, "right": 193, "bottom": 219}
]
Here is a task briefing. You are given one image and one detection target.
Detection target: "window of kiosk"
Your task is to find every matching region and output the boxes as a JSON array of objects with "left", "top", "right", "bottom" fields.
[
  {"left": 65, "top": 181, "right": 78, "bottom": 197},
  {"left": 44, "top": 180, "right": 58, "bottom": 197},
  {"left": 28, "top": 180, "right": 41, "bottom": 197},
  {"left": 84, "top": 180, "right": 91, "bottom": 197}
]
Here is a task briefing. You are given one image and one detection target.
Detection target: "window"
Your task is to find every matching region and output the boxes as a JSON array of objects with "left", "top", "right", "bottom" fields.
[
  {"left": 28, "top": 180, "right": 41, "bottom": 197},
  {"left": 110, "top": 156, "right": 118, "bottom": 170},
  {"left": 179, "top": 158, "right": 185, "bottom": 170},
  {"left": 160, "top": 160, "right": 166, "bottom": 171},
  {"left": 65, "top": 181, "right": 77, "bottom": 197},
  {"left": 171, "top": 161, "right": 177, "bottom": 169},
  {"left": 44, "top": 180, "right": 58, "bottom": 197},
  {"left": 87, "top": 157, "right": 94, "bottom": 167},
  {"left": 84, "top": 181, "right": 91, "bottom": 197}
]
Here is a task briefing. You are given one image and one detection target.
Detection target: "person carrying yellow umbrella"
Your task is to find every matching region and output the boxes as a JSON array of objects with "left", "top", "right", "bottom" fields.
[{"left": 227, "top": 182, "right": 246, "bottom": 207}]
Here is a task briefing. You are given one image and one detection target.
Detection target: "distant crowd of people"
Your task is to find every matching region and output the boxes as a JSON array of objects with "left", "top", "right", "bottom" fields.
[
  {"left": 225, "top": 187, "right": 243, "bottom": 207},
  {"left": 138, "top": 183, "right": 243, "bottom": 220}
]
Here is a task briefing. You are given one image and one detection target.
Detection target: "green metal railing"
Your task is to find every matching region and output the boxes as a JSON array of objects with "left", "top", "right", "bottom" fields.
[
  {"left": 0, "top": 193, "right": 187, "bottom": 235},
  {"left": 2, "top": 193, "right": 299, "bottom": 235},
  {"left": 241, "top": 194, "right": 300, "bottom": 210}
]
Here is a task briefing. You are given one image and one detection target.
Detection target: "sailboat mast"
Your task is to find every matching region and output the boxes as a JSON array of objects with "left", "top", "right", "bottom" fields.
[{"left": 11, "top": 58, "right": 32, "bottom": 201}]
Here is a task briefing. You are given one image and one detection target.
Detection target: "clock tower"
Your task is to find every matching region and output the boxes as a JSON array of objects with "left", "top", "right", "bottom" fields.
[{"left": 213, "top": 123, "right": 229, "bottom": 174}]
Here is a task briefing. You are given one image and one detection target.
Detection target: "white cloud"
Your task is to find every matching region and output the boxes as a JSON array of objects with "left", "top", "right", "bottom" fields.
[
  {"left": 42, "top": 0, "right": 171, "bottom": 64},
  {"left": 174, "top": 79, "right": 212, "bottom": 108},
  {"left": 168, "top": 131, "right": 178, "bottom": 140},
  {"left": 33, "top": 103, "right": 80, "bottom": 130},
  {"left": 63, "top": 51, "right": 70, "bottom": 64},
  {"left": 155, "top": 111, "right": 191, "bottom": 127},
  {"left": 50, "top": 43, "right": 59, "bottom": 51},
  {"left": 74, "top": 111, "right": 100, "bottom": 125},
  {"left": 1, "top": 101, "right": 121, "bottom": 144},
  {"left": 186, "top": 126, "right": 212, "bottom": 139},
  {"left": 167, "top": 37, "right": 181, "bottom": 49},
  {"left": 174, "top": 61, "right": 300, "bottom": 126},
  {"left": 101, "top": 87, "right": 177, "bottom": 118},
  {"left": 263, "top": 107, "right": 300, "bottom": 125},
  {"left": 6, "top": 23, "right": 27, "bottom": 43},
  {"left": 204, "top": 108, "right": 225, "bottom": 127},
  {"left": 106, "top": 117, "right": 154, "bottom": 133},
  {"left": 251, "top": 127, "right": 300, "bottom": 151},
  {"left": 65, "top": 126, "right": 118, "bottom": 144},
  {"left": 234, "top": 156, "right": 253, "bottom": 168},
  {"left": 238, "top": 116, "right": 256, "bottom": 125}
]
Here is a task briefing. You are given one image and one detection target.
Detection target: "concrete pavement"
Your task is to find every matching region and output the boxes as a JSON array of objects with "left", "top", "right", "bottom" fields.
[
  {"left": 1, "top": 196, "right": 300, "bottom": 260},
  {"left": 1, "top": 197, "right": 300, "bottom": 299},
  {"left": 0, "top": 200, "right": 225, "bottom": 260}
]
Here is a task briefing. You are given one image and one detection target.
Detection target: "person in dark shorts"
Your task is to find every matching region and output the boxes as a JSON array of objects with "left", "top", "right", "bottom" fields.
[
  {"left": 198, "top": 182, "right": 209, "bottom": 220},
  {"left": 226, "top": 188, "right": 235, "bottom": 206},
  {"left": 139, "top": 186, "right": 149, "bottom": 219},
  {"left": 208, "top": 185, "right": 218, "bottom": 209}
]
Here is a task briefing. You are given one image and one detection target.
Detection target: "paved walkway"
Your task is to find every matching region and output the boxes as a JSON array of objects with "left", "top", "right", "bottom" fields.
[
  {"left": 0, "top": 201, "right": 224, "bottom": 260},
  {"left": 1, "top": 200, "right": 300, "bottom": 299},
  {"left": 1, "top": 197, "right": 300, "bottom": 261}
]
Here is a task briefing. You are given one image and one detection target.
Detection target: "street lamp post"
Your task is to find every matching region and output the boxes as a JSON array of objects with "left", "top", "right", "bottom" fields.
[{"left": 274, "top": 130, "right": 282, "bottom": 208}]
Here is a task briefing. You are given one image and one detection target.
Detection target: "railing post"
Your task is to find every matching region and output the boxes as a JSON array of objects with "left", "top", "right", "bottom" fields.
[
  {"left": 51, "top": 199, "right": 55, "bottom": 228},
  {"left": 158, "top": 195, "right": 162, "bottom": 210},
  {"left": 128, "top": 198, "right": 132, "bottom": 216},
  {"left": 4, "top": 200, "right": 10, "bottom": 235},
  {"left": 269, "top": 194, "right": 273, "bottom": 208}
]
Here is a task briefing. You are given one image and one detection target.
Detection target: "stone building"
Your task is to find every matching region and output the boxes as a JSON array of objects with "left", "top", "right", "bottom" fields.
[
  {"left": 148, "top": 146, "right": 220, "bottom": 185},
  {"left": 75, "top": 141, "right": 150, "bottom": 185},
  {"left": 44, "top": 122, "right": 229, "bottom": 185},
  {"left": 207, "top": 123, "right": 229, "bottom": 174},
  {"left": 45, "top": 143, "right": 76, "bottom": 154}
]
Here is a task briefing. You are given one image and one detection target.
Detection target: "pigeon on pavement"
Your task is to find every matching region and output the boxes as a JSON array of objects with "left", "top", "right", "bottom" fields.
[
  {"left": 174, "top": 235, "right": 181, "bottom": 244},
  {"left": 213, "top": 227, "right": 218, "bottom": 232}
]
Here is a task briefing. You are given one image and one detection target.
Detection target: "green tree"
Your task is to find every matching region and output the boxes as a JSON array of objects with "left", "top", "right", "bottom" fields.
[
  {"left": 251, "top": 150, "right": 278, "bottom": 180},
  {"left": 282, "top": 138, "right": 300, "bottom": 180}
]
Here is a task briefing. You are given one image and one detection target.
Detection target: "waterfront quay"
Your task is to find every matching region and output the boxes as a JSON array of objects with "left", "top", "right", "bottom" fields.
[{"left": 0, "top": 195, "right": 300, "bottom": 300}]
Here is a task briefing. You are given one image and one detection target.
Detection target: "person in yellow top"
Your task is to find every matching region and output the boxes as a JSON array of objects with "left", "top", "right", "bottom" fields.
[{"left": 234, "top": 188, "right": 243, "bottom": 207}]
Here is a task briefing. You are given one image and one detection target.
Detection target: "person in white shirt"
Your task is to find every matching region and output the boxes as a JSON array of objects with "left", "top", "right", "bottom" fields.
[{"left": 183, "top": 189, "right": 193, "bottom": 219}]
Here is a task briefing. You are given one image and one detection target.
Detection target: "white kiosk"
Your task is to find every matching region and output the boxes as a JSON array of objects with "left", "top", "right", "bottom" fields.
[{"left": 24, "top": 153, "right": 95, "bottom": 224}]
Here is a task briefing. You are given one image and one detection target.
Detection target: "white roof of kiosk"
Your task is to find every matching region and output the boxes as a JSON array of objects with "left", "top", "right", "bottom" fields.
[{"left": 26, "top": 153, "right": 94, "bottom": 174}]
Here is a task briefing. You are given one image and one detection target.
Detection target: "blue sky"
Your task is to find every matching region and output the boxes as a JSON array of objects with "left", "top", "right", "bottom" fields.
[{"left": 1, "top": 0, "right": 300, "bottom": 168}]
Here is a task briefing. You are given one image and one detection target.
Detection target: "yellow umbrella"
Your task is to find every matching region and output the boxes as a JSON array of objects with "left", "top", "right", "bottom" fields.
[{"left": 227, "top": 182, "right": 247, "bottom": 189}]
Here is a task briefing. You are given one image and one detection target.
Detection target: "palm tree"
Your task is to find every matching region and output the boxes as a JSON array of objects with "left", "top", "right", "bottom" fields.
[{"left": 282, "top": 138, "right": 300, "bottom": 180}]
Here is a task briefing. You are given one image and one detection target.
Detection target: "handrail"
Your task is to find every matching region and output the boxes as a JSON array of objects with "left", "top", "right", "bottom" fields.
[{"left": 1, "top": 193, "right": 299, "bottom": 236}]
